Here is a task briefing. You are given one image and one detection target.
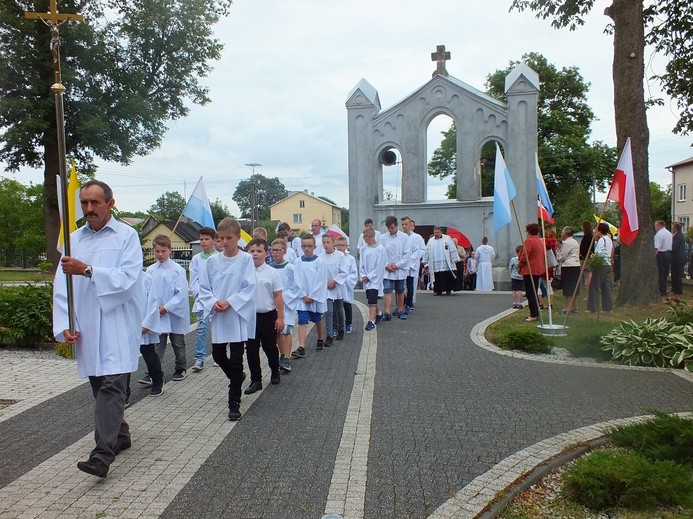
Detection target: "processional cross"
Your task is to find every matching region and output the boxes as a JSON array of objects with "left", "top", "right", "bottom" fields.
[
  {"left": 25, "top": 0, "right": 84, "bottom": 334},
  {"left": 431, "top": 45, "right": 451, "bottom": 77}
]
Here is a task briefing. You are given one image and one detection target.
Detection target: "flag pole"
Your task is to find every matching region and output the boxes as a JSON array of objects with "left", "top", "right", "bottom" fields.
[{"left": 538, "top": 202, "right": 553, "bottom": 324}]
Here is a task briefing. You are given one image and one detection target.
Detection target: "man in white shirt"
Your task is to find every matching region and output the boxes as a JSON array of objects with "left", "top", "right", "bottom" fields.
[
  {"left": 474, "top": 237, "right": 495, "bottom": 291},
  {"left": 654, "top": 220, "right": 673, "bottom": 297},
  {"left": 379, "top": 215, "right": 409, "bottom": 320},
  {"left": 54, "top": 180, "right": 142, "bottom": 478}
]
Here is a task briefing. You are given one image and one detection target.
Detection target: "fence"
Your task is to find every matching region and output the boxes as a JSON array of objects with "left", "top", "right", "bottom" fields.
[
  {"left": 142, "top": 247, "right": 193, "bottom": 270},
  {"left": 0, "top": 250, "right": 47, "bottom": 269}
]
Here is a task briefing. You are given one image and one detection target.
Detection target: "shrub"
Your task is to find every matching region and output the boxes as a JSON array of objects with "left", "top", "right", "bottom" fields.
[
  {"left": 561, "top": 450, "right": 693, "bottom": 511},
  {"left": 0, "top": 283, "right": 54, "bottom": 347},
  {"left": 498, "top": 330, "right": 552, "bottom": 354},
  {"left": 609, "top": 411, "right": 693, "bottom": 468},
  {"left": 601, "top": 318, "right": 693, "bottom": 371},
  {"left": 667, "top": 300, "right": 693, "bottom": 326},
  {"left": 54, "top": 342, "right": 75, "bottom": 359}
]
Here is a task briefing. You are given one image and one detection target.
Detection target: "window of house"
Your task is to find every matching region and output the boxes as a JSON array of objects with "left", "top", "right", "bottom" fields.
[
  {"left": 679, "top": 216, "right": 689, "bottom": 232},
  {"left": 678, "top": 183, "right": 687, "bottom": 202},
  {"left": 299, "top": 200, "right": 305, "bottom": 208},
  {"left": 293, "top": 213, "right": 302, "bottom": 224}
]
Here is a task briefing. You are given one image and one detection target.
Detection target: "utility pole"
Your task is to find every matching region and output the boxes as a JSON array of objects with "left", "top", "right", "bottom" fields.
[{"left": 245, "top": 163, "right": 262, "bottom": 231}]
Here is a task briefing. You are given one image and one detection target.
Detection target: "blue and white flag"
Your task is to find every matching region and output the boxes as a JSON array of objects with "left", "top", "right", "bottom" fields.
[
  {"left": 493, "top": 144, "right": 517, "bottom": 234},
  {"left": 535, "top": 153, "right": 553, "bottom": 218},
  {"left": 182, "top": 177, "right": 215, "bottom": 228}
]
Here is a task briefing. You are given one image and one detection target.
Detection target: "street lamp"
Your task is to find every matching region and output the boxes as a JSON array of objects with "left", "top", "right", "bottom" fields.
[{"left": 245, "top": 163, "right": 262, "bottom": 231}]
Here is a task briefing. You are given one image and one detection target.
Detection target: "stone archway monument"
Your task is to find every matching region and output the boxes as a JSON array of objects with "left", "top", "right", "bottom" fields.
[{"left": 346, "top": 46, "right": 539, "bottom": 276}]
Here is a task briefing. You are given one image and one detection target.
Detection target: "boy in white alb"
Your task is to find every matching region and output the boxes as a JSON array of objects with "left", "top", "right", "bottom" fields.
[
  {"left": 189, "top": 227, "right": 217, "bottom": 372},
  {"left": 359, "top": 228, "right": 387, "bottom": 330},
  {"left": 335, "top": 236, "right": 357, "bottom": 334},
  {"left": 244, "top": 238, "right": 283, "bottom": 394},
  {"left": 198, "top": 218, "right": 256, "bottom": 421},
  {"left": 291, "top": 234, "right": 327, "bottom": 358},
  {"left": 146, "top": 234, "right": 191, "bottom": 382},
  {"left": 270, "top": 239, "right": 300, "bottom": 373},
  {"left": 321, "top": 234, "right": 348, "bottom": 345}
]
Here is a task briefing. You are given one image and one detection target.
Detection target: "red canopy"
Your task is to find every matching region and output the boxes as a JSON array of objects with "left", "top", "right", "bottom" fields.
[{"left": 445, "top": 227, "right": 472, "bottom": 248}]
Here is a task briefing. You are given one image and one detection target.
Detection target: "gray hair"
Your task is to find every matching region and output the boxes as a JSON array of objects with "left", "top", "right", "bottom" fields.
[{"left": 561, "top": 226, "right": 574, "bottom": 236}]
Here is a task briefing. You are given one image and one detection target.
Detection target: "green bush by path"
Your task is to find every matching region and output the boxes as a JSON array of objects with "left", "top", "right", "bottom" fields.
[
  {"left": 610, "top": 411, "right": 693, "bottom": 468},
  {"left": 561, "top": 449, "right": 693, "bottom": 511},
  {"left": 0, "top": 283, "right": 53, "bottom": 347},
  {"left": 498, "top": 329, "right": 552, "bottom": 354}
]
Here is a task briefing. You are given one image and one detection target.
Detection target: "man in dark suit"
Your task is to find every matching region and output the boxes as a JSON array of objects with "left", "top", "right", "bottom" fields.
[{"left": 671, "top": 222, "right": 686, "bottom": 295}]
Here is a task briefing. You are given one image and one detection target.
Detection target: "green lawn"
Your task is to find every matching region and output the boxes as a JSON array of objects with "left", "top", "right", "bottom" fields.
[
  {"left": 486, "top": 284, "right": 692, "bottom": 362},
  {"left": 0, "top": 270, "right": 48, "bottom": 282}
]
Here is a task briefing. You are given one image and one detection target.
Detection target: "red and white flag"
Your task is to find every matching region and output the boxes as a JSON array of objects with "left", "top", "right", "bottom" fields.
[{"left": 606, "top": 138, "right": 638, "bottom": 245}]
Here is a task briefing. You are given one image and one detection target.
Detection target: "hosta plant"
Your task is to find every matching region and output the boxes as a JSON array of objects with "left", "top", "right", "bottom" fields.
[{"left": 601, "top": 318, "right": 693, "bottom": 371}]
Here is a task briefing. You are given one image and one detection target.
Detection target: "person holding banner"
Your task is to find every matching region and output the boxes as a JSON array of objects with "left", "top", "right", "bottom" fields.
[
  {"left": 53, "top": 180, "right": 142, "bottom": 478},
  {"left": 518, "top": 223, "right": 545, "bottom": 322}
]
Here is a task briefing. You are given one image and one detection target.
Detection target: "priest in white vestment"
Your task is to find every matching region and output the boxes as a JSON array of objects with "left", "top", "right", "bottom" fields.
[
  {"left": 474, "top": 237, "right": 495, "bottom": 291},
  {"left": 423, "top": 227, "right": 459, "bottom": 295}
]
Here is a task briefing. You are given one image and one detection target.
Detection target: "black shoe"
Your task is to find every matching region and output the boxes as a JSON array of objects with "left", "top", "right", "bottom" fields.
[
  {"left": 114, "top": 438, "right": 131, "bottom": 456},
  {"left": 316, "top": 341, "right": 324, "bottom": 351},
  {"left": 325, "top": 336, "right": 334, "bottom": 347},
  {"left": 291, "top": 347, "right": 306, "bottom": 358},
  {"left": 228, "top": 404, "right": 241, "bottom": 421},
  {"left": 271, "top": 372, "right": 280, "bottom": 385},
  {"left": 336, "top": 330, "right": 344, "bottom": 341},
  {"left": 244, "top": 381, "right": 262, "bottom": 395},
  {"left": 77, "top": 458, "right": 109, "bottom": 478}
]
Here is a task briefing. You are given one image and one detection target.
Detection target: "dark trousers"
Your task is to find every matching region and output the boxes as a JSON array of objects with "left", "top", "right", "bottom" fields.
[
  {"left": 245, "top": 310, "right": 280, "bottom": 383},
  {"left": 343, "top": 301, "right": 352, "bottom": 326},
  {"left": 433, "top": 270, "right": 455, "bottom": 295},
  {"left": 126, "top": 343, "right": 163, "bottom": 400},
  {"left": 671, "top": 262, "right": 684, "bottom": 294},
  {"left": 88, "top": 373, "right": 130, "bottom": 466},
  {"left": 587, "top": 269, "right": 612, "bottom": 312},
  {"left": 523, "top": 275, "right": 541, "bottom": 318},
  {"left": 657, "top": 251, "right": 671, "bottom": 296},
  {"left": 213, "top": 342, "right": 245, "bottom": 407},
  {"left": 156, "top": 332, "right": 186, "bottom": 372},
  {"left": 405, "top": 275, "right": 415, "bottom": 307}
]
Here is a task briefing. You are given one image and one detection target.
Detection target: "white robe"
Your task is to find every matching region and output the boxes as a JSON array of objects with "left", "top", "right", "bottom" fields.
[
  {"left": 189, "top": 251, "right": 216, "bottom": 312},
  {"left": 424, "top": 235, "right": 459, "bottom": 273},
  {"left": 199, "top": 251, "right": 257, "bottom": 343},
  {"left": 474, "top": 244, "right": 495, "bottom": 291},
  {"left": 140, "top": 271, "right": 161, "bottom": 345},
  {"left": 343, "top": 254, "right": 358, "bottom": 303},
  {"left": 293, "top": 255, "right": 327, "bottom": 313},
  {"left": 272, "top": 261, "right": 300, "bottom": 326},
  {"left": 53, "top": 218, "right": 142, "bottom": 378},
  {"left": 380, "top": 230, "right": 410, "bottom": 280},
  {"left": 146, "top": 259, "right": 191, "bottom": 334},
  {"left": 321, "top": 250, "right": 348, "bottom": 300},
  {"left": 359, "top": 244, "right": 387, "bottom": 291}
]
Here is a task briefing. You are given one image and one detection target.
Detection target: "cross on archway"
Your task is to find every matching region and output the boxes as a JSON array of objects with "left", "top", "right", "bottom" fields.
[{"left": 431, "top": 45, "right": 451, "bottom": 77}]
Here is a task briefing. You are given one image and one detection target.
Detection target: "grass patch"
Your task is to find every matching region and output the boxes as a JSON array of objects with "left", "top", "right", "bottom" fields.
[
  {"left": 0, "top": 270, "right": 46, "bottom": 282},
  {"left": 486, "top": 285, "right": 692, "bottom": 362}
]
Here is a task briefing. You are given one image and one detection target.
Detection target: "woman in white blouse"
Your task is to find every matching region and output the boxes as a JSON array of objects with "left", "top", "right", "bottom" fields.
[{"left": 558, "top": 226, "right": 581, "bottom": 313}]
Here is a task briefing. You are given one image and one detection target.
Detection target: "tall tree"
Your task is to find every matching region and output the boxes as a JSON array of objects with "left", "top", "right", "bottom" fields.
[
  {"left": 428, "top": 53, "right": 617, "bottom": 204},
  {"left": 0, "top": 179, "right": 46, "bottom": 252},
  {"left": 0, "top": 0, "right": 232, "bottom": 265},
  {"left": 210, "top": 198, "right": 231, "bottom": 225},
  {"left": 508, "top": 1, "right": 691, "bottom": 306},
  {"left": 149, "top": 191, "right": 186, "bottom": 221},
  {"left": 232, "top": 174, "right": 287, "bottom": 221}
]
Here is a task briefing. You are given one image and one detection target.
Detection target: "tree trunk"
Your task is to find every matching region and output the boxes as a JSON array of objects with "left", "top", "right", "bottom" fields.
[
  {"left": 607, "top": 0, "right": 658, "bottom": 307},
  {"left": 43, "top": 140, "right": 61, "bottom": 268}
]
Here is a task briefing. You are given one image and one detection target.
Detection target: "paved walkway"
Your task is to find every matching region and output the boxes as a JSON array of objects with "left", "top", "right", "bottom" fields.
[{"left": 1, "top": 292, "right": 691, "bottom": 518}]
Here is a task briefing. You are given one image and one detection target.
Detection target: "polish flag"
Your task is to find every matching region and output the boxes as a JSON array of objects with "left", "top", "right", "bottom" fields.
[
  {"left": 537, "top": 200, "right": 554, "bottom": 223},
  {"left": 606, "top": 138, "right": 638, "bottom": 245}
]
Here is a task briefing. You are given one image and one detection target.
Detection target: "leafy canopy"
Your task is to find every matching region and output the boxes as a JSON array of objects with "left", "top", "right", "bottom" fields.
[
  {"left": 149, "top": 191, "right": 186, "bottom": 222},
  {"left": 232, "top": 174, "right": 288, "bottom": 221}
]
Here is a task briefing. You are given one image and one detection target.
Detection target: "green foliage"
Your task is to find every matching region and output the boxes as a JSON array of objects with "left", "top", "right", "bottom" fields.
[
  {"left": 149, "top": 191, "right": 186, "bottom": 221},
  {"left": 498, "top": 329, "right": 552, "bottom": 354},
  {"left": 54, "top": 342, "right": 75, "bottom": 359},
  {"left": 650, "top": 181, "right": 672, "bottom": 224},
  {"left": 233, "top": 174, "right": 287, "bottom": 221},
  {"left": 586, "top": 252, "right": 609, "bottom": 272},
  {"left": 666, "top": 300, "right": 693, "bottom": 326},
  {"left": 0, "top": 179, "right": 46, "bottom": 252},
  {"left": 210, "top": 198, "right": 231, "bottom": 224},
  {"left": 610, "top": 411, "right": 693, "bottom": 468},
  {"left": 0, "top": 284, "right": 53, "bottom": 347},
  {"left": 561, "top": 450, "right": 693, "bottom": 511},
  {"left": 601, "top": 318, "right": 693, "bottom": 371}
]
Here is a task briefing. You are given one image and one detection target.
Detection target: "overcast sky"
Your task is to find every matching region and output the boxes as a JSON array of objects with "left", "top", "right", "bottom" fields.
[{"left": 5, "top": 0, "right": 691, "bottom": 216}]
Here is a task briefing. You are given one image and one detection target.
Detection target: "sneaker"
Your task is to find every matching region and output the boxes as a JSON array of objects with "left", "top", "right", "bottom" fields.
[
  {"left": 408, "top": 305, "right": 416, "bottom": 311},
  {"left": 138, "top": 375, "right": 152, "bottom": 387},
  {"left": 374, "top": 313, "right": 384, "bottom": 325},
  {"left": 279, "top": 356, "right": 292, "bottom": 373},
  {"left": 324, "top": 336, "right": 333, "bottom": 347},
  {"left": 345, "top": 324, "right": 353, "bottom": 334},
  {"left": 244, "top": 381, "right": 262, "bottom": 395},
  {"left": 316, "top": 340, "right": 324, "bottom": 351},
  {"left": 365, "top": 321, "right": 375, "bottom": 331},
  {"left": 213, "top": 362, "right": 219, "bottom": 367},
  {"left": 192, "top": 360, "right": 204, "bottom": 372},
  {"left": 172, "top": 369, "right": 186, "bottom": 381},
  {"left": 398, "top": 312, "right": 407, "bottom": 320},
  {"left": 336, "top": 330, "right": 344, "bottom": 341},
  {"left": 228, "top": 403, "right": 241, "bottom": 422},
  {"left": 270, "top": 371, "right": 280, "bottom": 385},
  {"left": 392, "top": 310, "right": 400, "bottom": 318},
  {"left": 403, "top": 306, "right": 411, "bottom": 315},
  {"left": 291, "top": 347, "right": 306, "bottom": 359},
  {"left": 150, "top": 386, "right": 163, "bottom": 397},
  {"left": 383, "top": 313, "right": 392, "bottom": 322}
]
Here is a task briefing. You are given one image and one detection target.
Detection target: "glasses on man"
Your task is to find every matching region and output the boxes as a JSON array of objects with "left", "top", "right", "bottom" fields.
[{"left": 270, "top": 248, "right": 283, "bottom": 253}]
